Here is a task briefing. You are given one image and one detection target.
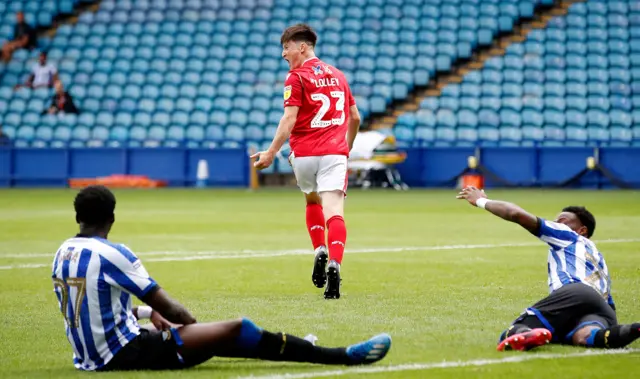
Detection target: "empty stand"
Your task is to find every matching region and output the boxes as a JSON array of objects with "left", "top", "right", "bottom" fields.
[
  {"left": 2, "top": 0, "right": 540, "bottom": 149},
  {"left": 395, "top": 0, "right": 640, "bottom": 148}
]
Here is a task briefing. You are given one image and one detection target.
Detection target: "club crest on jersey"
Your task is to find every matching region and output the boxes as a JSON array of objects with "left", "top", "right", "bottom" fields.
[
  {"left": 312, "top": 65, "right": 323, "bottom": 75},
  {"left": 283, "top": 85, "right": 292, "bottom": 100}
]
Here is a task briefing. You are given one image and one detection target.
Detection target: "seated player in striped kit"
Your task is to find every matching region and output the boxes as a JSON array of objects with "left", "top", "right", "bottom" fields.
[
  {"left": 457, "top": 186, "right": 640, "bottom": 351},
  {"left": 51, "top": 185, "right": 391, "bottom": 371}
]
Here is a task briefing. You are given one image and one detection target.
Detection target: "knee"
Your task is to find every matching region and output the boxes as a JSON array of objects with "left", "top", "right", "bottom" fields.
[
  {"left": 572, "top": 326, "right": 600, "bottom": 346},
  {"left": 305, "top": 192, "right": 322, "bottom": 205},
  {"left": 306, "top": 198, "right": 321, "bottom": 206},
  {"left": 319, "top": 191, "right": 344, "bottom": 218},
  {"left": 232, "top": 318, "right": 244, "bottom": 331}
]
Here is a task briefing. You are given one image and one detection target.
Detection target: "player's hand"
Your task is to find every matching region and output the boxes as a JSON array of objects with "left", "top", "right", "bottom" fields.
[
  {"left": 456, "top": 186, "right": 487, "bottom": 207},
  {"left": 150, "top": 310, "right": 179, "bottom": 331},
  {"left": 251, "top": 150, "right": 275, "bottom": 170}
]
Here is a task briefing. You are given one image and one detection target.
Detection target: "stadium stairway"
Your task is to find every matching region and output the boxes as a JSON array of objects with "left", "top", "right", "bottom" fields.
[{"left": 368, "top": 0, "right": 585, "bottom": 131}]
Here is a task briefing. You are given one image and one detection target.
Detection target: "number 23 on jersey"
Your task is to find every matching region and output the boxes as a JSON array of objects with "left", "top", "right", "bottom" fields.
[{"left": 310, "top": 91, "right": 345, "bottom": 128}]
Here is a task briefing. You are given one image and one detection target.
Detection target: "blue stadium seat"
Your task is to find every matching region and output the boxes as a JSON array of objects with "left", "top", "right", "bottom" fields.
[
  {"left": 587, "top": 126, "right": 609, "bottom": 145},
  {"left": 501, "top": 96, "right": 523, "bottom": 112},
  {"left": 439, "top": 97, "right": 459, "bottom": 111},
  {"left": 565, "top": 126, "right": 588, "bottom": 145},
  {"left": 457, "top": 97, "right": 479, "bottom": 112},
  {"left": 72, "top": 125, "right": 90, "bottom": 142},
  {"left": 478, "top": 110, "right": 499, "bottom": 127},
  {"left": 397, "top": 114, "right": 417, "bottom": 128},
  {"left": 394, "top": 127, "right": 413, "bottom": 144},
  {"left": 130, "top": 126, "right": 149, "bottom": 141},
  {"left": 478, "top": 127, "right": 500, "bottom": 146},
  {"left": 544, "top": 110, "right": 566, "bottom": 127},
  {"left": 458, "top": 110, "right": 478, "bottom": 128},
  {"left": 165, "top": 125, "right": 184, "bottom": 142},
  {"left": 565, "top": 97, "right": 587, "bottom": 112},
  {"left": 522, "top": 96, "right": 544, "bottom": 112},
  {"left": 545, "top": 97, "right": 566, "bottom": 111},
  {"left": 609, "top": 127, "right": 632, "bottom": 146},
  {"left": 92, "top": 126, "right": 109, "bottom": 142},
  {"left": 415, "top": 109, "right": 436, "bottom": 128},
  {"left": 225, "top": 126, "right": 245, "bottom": 142},
  {"left": 245, "top": 125, "right": 264, "bottom": 141},
  {"left": 610, "top": 110, "right": 632, "bottom": 127},
  {"left": 414, "top": 127, "right": 434, "bottom": 144},
  {"left": 564, "top": 109, "right": 587, "bottom": 128},
  {"left": 480, "top": 97, "right": 501, "bottom": 112}
]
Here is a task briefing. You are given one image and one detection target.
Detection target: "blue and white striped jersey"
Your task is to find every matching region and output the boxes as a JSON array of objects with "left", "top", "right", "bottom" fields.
[
  {"left": 537, "top": 219, "right": 614, "bottom": 308},
  {"left": 51, "top": 236, "right": 157, "bottom": 371}
]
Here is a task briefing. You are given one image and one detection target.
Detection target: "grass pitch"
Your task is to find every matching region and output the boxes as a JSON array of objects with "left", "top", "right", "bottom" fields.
[{"left": 1, "top": 188, "right": 639, "bottom": 378}]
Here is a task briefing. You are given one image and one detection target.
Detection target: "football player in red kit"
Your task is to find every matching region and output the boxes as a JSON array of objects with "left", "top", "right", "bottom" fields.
[{"left": 252, "top": 24, "right": 361, "bottom": 299}]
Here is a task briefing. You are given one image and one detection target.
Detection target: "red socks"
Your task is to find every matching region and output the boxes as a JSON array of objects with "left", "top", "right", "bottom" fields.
[
  {"left": 306, "top": 204, "right": 347, "bottom": 264},
  {"left": 326, "top": 215, "right": 346, "bottom": 264},
  {"left": 306, "top": 204, "right": 326, "bottom": 249}
]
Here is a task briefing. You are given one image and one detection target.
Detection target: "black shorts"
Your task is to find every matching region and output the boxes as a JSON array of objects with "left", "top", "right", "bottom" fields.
[
  {"left": 99, "top": 328, "right": 185, "bottom": 371},
  {"left": 507, "top": 283, "right": 618, "bottom": 344}
]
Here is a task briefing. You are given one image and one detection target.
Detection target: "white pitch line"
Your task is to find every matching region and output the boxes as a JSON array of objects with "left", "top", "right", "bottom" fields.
[
  {"left": 236, "top": 348, "right": 639, "bottom": 379},
  {"left": 0, "top": 238, "right": 638, "bottom": 271}
]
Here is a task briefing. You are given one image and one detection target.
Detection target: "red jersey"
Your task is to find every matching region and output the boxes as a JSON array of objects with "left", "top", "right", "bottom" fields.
[{"left": 283, "top": 57, "right": 356, "bottom": 157}]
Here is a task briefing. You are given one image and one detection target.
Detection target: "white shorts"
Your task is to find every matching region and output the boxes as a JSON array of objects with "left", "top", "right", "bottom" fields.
[{"left": 290, "top": 154, "right": 348, "bottom": 194}]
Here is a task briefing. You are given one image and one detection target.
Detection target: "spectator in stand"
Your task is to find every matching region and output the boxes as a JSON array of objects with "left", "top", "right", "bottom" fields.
[
  {"left": 1, "top": 12, "right": 37, "bottom": 63},
  {"left": 15, "top": 52, "right": 58, "bottom": 90},
  {"left": 0, "top": 125, "right": 11, "bottom": 147},
  {"left": 44, "top": 80, "right": 79, "bottom": 115}
]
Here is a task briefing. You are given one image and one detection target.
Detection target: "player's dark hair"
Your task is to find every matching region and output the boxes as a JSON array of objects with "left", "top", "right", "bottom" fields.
[
  {"left": 563, "top": 206, "right": 596, "bottom": 238},
  {"left": 74, "top": 185, "right": 116, "bottom": 227},
  {"left": 280, "top": 24, "right": 317, "bottom": 47}
]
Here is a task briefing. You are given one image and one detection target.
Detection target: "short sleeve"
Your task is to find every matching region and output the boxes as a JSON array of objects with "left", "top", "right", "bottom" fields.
[
  {"left": 49, "top": 64, "right": 58, "bottom": 75},
  {"left": 283, "top": 72, "right": 303, "bottom": 107},
  {"left": 537, "top": 218, "right": 579, "bottom": 249},
  {"left": 100, "top": 244, "right": 158, "bottom": 299}
]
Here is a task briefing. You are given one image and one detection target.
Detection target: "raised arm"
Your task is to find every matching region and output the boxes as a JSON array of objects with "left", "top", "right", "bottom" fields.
[{"left": 457, "top": 186, "right": 540, "bottom": 235}]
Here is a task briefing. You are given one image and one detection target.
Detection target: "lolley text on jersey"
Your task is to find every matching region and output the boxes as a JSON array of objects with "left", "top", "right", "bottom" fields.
[{"left": 310, "top": 77, "right": 340, "bottom": 88}]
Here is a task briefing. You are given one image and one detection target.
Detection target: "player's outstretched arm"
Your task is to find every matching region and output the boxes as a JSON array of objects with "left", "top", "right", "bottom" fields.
[
  {"left": 252, "top": 106, "right": 299, "bottom": 169},
  {"left": 140, "top": 287, "right": 197, "bottom": 326},
  {"left": 457, "top": 186, "right": 539, "bottom": 235},
  {"left": 346, "top": 104, "right": 361, "bottom": 151}
]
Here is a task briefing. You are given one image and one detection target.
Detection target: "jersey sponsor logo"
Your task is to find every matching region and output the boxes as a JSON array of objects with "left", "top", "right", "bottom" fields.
[
  {"left": 323, "top": 65, "right": 333, "bottom": 74},
  {"left": 283, "top": 85, "right": 292, "bottom": 100},
  {"left": 312, "top": 65, "right": 323, "bottom": 75}
]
